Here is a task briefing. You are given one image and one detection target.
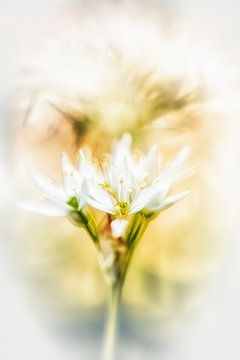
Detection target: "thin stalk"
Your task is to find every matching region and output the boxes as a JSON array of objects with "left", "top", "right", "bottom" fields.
[
  {"left": 68, "top": 210, "right": 98, "bottom": 243},
  {"left": 101, "top": 216, "right": 149, "bottom": 360},
  {"left": 122, "top": 219, "right": 149, "bottom": 284},
  {"left": 79, "top": 210, "right": 98, "bottom": 242},
  {"left": 126, "top": 213, "right": 141, "bottom": 247},
  {"left": 102, "top": 282, "right": 122, "bottom": 360}
]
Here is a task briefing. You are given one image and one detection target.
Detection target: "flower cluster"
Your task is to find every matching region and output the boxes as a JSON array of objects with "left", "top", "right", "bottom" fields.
[{"left": 21, "top": 134, "right": 189, "bottom": 284}]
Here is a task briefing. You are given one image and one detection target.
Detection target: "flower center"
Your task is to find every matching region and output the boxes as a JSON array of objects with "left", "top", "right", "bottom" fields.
[{"left": 115, "top": 201, "right": 129, "bottom": 218}]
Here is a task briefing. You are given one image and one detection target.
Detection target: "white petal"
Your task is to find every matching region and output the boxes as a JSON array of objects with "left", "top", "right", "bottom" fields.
[
  {"left": 87, "top": 181, "right": 115, "bottom": 213},
  {"left": 136, "top": 144, "right": 159, "bottom": 182},
  {"left": 61, "top": 153, "right": 74, "bottom": 175},
  {"left": 19, "top": 201, "right": 70, "bottom": 216},
  {"left": 111, "top": 219, "right": 129, "bottom": 238},
  {"left": 87, "top": 197, "right": 115, "bottom": 214},
  {"left": 79, "top": 149, "right": 100, "bottom": 181},
  {"left": 159, "top": 147, "right": 190, "bottom": 183},
  {"left": 150, "top": 191, "right": 189, "bottom": 212},
  {"left": 171, "top": 147, "right": 190, "bottom": 170},
  {"left": 130, "top": 182, "right": 166, "bottom": 214},
  {"left": 113, "top": 133, "right": 132, "bottom": 162},
  {"left": 142, "top": 181, "right": 172, "bottom": 211},
  {"left": 30, "top": 170, "right": 66, "bottom": 201},
  {"left": 42, "top": 194, "right": 70, "bottom": 209},
  {"left": 64, "top": 176, "right": 76, "bottom": 198},
  {"left": 172, "top": 166, "right": 196, "bottom": 183},
  {"left": 77, "top": 179, "right": 89, "bottom": 210},
  {"left": 60, "top": 153, "right": 79, "bottom": 197},
  {"left": 81, "top": 178, "right": 89, "bottom": 196}
]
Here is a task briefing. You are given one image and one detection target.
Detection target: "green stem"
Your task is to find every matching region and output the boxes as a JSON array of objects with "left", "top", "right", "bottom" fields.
[
  {"left": 102, "top": 282, "right": 122, "bottom": 360},
  {"left": 79, "top": 210, "right": 98, "bottom": 242},
  {"left": 122, "top": 219, "right": 148, "bottom": 284},
  {"left": 68, "top": 210, "right": 98, "bottom": 243},
  {"left": 101, "top": 216, "right": 149, "bottom": 360}
]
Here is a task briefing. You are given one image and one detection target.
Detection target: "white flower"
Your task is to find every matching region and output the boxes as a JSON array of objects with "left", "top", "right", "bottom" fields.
[
  {"left": 20, "top": 153, "right": 87, "bottom": 216},
  {"left": 84, "top": 133, "right": 190, "bottom": 237},
  {"left": 20, "top": 133, "right": 189, "bottom": 239}
]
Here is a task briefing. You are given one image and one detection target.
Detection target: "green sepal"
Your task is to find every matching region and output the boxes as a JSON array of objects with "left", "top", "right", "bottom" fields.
[{"left": 67, "top": 196, "right": 79, "bottom": 210}]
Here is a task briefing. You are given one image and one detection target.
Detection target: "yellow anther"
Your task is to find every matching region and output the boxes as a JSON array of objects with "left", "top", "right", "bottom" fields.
[{"left": 115, "top": 201, "right": 129, "bottom": 218}]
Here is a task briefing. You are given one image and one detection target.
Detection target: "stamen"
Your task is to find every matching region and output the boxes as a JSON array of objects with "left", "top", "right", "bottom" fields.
[
  {"left": 127, "top": 188, "right": 133, "bottom": 202},
  {"left": 100, "top": 183, "right": 116, "bottom": 198}
]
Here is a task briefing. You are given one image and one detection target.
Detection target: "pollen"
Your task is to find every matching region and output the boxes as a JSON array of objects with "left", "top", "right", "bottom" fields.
[{"left": 115, "top": 201, "right": 129, "bottom": 218}]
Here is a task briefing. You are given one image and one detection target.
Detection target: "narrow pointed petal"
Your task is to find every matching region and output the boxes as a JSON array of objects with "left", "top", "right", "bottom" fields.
[
  {"left": 79, "top": 149, "right": 100, "bottom": 181},
  {"left": 19, "top": 201, "right": 70, "bottom": 216},
  {"left": 64, "top": 176, "right": 75, "bottom": 198},
  {"left": 87, "top": 181, "right": 115, "bottom": 212},
  {"left": 87, "top": 197, "right": 115, "bottom": 214},
  {"left": 113, "top": 133, "right": 132, "bottom": 165},
  {"left": 111, "top": 219, "right": 129, "bottom": 238},
  {"left": 160, "top": 147, "right": 190, "bottom": 183},
  {"left": 130, "top": 183, "right": 164, "bottom": 214},
  {"left": 172, "top": 147, "right": 190, "bottom": 170},
  {"left": 172, "top": 166, "right": 196, "bottom": 183},
  {"left": 77, "top": 179, "right": 89, "bottom": 210},
  {"left": 113, "top": 133, "right": 132, "bottom": 155},
  {"left": 137, "top": 144, "right": 159, "bottom": 181},
  {"left": 151, "top": 191, "right": 189, "bottom": 212},
  {"left": 60, "top": 154, "right": 78, "bottom": 197},
  {"left": 81, "top": 179, "right": 89, "bottom": 198},
  {"left": 30, "top": 170, "right": 66, "bottom": 201},
  {"left": 60, "top": 153, "right": 74, "bottom": 175}
]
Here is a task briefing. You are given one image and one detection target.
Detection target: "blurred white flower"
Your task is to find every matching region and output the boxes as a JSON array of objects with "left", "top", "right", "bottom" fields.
[{"left": 19, "top": 153, "right": 88, "bottom": 216}]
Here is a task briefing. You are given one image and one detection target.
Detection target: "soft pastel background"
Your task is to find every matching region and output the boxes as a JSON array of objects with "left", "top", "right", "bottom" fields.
[{"left": 1, "top": 0, "right": 240, "bottom": 359}]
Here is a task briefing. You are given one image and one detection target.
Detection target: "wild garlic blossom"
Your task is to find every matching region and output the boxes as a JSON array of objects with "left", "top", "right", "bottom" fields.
[
  {"left": 20, "top": 154, "right": 87, "bottom": 217},
  {"left": 85, "top": 134, "right": 189, "bottom": 238},
  {"left": 21, "top": 133, "right": 189, "bottom": 284},
  {"left": 21, "top": 133, "right": 189, "bottom": 233}
]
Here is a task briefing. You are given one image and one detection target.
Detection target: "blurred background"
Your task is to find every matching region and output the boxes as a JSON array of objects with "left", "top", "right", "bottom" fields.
[{"left": 1, "top": 0, "right": 240, "bottom": 359}]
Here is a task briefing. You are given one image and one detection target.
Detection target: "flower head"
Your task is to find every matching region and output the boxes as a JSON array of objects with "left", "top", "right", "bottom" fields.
[
  {"left": 20, "top": 153, "right": 88, "bottom": 216},
  {"left": 21, "top": 134, "right": 189, "bottom": 239},
  {"left": 84, "top": 133, "right": 189, "bottom": 237},
  {"left": 20, "top": 133, "right": 190, "bottom": 285}
]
